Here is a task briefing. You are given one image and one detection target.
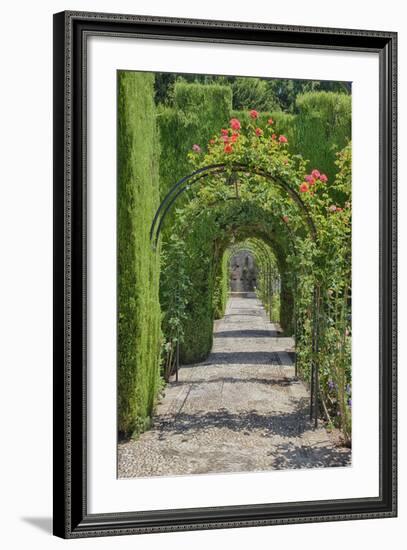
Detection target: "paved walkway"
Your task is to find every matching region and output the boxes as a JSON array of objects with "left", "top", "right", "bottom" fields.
[{"left": 118, "top": 295, "right": 351, "bottom": 478}]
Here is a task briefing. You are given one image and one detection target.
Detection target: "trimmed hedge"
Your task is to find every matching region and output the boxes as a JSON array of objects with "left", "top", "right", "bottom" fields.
[
  {"left": 213, "top": 249, "right": 231, "bottom": 320},
  {"left": 232, "top": 91, "right": 351, "bottom": 181},
  {"left": 117, "top": 71, "right": 162, "bottom": 437},
  {"left": 293, "top": 91, "right": 351, "bottom": 181},
  {"left": 158, "top": 82, "right": 232, "bottom": 198}
]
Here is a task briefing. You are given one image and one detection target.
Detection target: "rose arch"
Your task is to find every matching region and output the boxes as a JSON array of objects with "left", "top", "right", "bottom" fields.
[{"left": 151, "top": 112, "right": 352, "bottom": 437}]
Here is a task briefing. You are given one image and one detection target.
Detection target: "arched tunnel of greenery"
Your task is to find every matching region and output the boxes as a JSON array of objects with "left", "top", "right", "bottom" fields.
[
  {"left": 117, "top": 70, "right": 352, "bottom": 444},
  {"left": 159, "top": 199, "right": 300, "bottom": 368}
]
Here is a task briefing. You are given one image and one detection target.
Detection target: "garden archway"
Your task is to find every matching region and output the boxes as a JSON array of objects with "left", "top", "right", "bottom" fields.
[{"left": 150, "top": 163, "right": 320, "bottom": 424}]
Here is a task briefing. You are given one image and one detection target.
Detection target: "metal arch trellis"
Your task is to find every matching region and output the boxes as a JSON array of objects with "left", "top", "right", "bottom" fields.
[
  {"left": 150, "top": 163, "right": 317, "bottom": 248},
  {"left": 150, "top": 163, "right": 321, "bottom": 426}
]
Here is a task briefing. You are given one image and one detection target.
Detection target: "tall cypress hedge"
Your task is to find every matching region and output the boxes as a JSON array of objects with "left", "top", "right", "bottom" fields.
[
  {"left": 117, "top": 71, "right": 161, "bottom": 436},
  {"left": 158, "top": 82, "right": 232, "bottom": 199},
  {"left": 293, "top": 91, "right": 351, "bottom": 180}
]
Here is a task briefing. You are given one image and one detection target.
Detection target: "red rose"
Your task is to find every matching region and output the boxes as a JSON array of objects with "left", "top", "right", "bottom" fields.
[
  {"left": 230, "top": 118, "right": 241, "bottom": 131},
  {"left": 271, "top": 134, "right": 277, "bottom": 140},
  {"left": 221, "top": 128, "right": 229, "bottom": 136},
  {"left": 279, "top": 135, "right": 288, "bottom": 143},
  {"left": 267, "top": 118, "right": 274, "bottom": 125},
  {"left": 231, "top": 133, "right": 239, "bottom": 143},
  {"left": 299, "top": 182, "right": 309, "bottom": 193},
  {"left": 311, "top": 169, "right": 321, "bottom": 179},
  {"left": 249, "top": 109, "right": 259, "bottom": 119},
  {"left": 224, "top": 143, "right": 233, "bottom": 154},
  {"left": 320, "top": 173, "right": 328, "bottom": 183},
  {"left": 255, "top": 127, "right": 263, "bottom": 136}
]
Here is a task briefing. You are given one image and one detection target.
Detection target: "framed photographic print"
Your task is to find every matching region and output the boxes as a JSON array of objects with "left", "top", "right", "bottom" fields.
[{"left": 53, "top": 11, "right": 397, "bottom": 538}]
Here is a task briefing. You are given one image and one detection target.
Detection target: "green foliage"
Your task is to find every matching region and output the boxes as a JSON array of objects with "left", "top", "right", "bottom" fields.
[
  {"left": 157, "top": 82, "right": 233, "bottom": 363},
  {"left": 213, "top": 250, "right": 230, "bottom": 319},
  {"left": 153, "top": 73, "right": 350, "bottom": 112},
  {"left": 117, "top": 71, "right": 162, "bottom": 437},
  {"left": 160, "top": 235, "right": 192, "bottom": 379},
  {"left": 230, "top": 91, "right": 350, "bottom": 182},
  {"left": 232, "top": 77, "right": 280, "bottom": 111},
  {"left": 293, "top": 92, "right": 351, "bottom": 181},
  {"left": 270, "top": 293, "right": 281, "bottom": 323},
  {"left": 158, "top": 82, "right": 232, "bottom": 198},
  {"left": 177, "top": 212, "right": 219, "bottom": 363}
]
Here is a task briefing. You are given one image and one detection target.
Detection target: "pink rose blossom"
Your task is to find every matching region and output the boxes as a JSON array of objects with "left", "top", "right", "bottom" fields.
[{"left": 229, "top": 118, "right": 241, "bottom": 131}]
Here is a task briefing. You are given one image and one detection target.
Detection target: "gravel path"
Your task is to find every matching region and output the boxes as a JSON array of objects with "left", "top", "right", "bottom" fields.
[{"left": 118, "top": 295, "right": 351, "bottom": 478}]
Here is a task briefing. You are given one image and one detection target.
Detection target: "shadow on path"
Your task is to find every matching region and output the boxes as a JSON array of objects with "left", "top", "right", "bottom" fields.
[
  {"left": 183, "top": 351, "right": 288, "bottom": 366},
  {"left": 157, "top": 402, "right": 311, "bottom": 439},
  {"left": 214, "top": 329, "right": 279, "bottom": 338},
  {"left": 270, "top": 442, "right": 351, "bottom": 469},
  {"left": 170, "top": 376, "right": 299, "bottom": 387}
]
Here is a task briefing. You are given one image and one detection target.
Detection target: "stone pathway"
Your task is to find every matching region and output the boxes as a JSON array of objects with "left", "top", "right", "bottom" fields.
[{"left": 118, "top": 295, "right": 351, "bottom": 478}]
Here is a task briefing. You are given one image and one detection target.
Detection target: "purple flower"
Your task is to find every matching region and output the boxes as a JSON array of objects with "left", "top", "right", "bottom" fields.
[
  {"left": 348, "top": 398, "right": 352, "bottom": 408},
  {"left": 328, "top": 379, "right": 335, "bottom": 390},
  {"left": 192, "top": 144, "right": 201, "bottom": 153}
]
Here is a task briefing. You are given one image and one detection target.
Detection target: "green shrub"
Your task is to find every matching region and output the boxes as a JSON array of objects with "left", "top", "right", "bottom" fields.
[
  {"left": 294, "top": 91, "right": 351, "bottom": 180},
  {"left": 117, "top": 71, "right": 162, "bottom": 437},
  {"left": 231, "top": 77, "right": 280, "bottom": 111},
  {"left": 158, "top": 82, "right": 232, "bottom": 201},
  {"left": 213, "top": 250, "right": 231, "bottom": 319}
]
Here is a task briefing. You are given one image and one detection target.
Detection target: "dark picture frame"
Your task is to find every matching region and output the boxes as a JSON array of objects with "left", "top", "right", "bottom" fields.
[{"left": 53, "top": 10, "right": 397, "bottom": 538}]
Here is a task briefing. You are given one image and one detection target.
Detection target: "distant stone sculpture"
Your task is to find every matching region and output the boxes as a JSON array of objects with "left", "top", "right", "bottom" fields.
[{"left": 229, "top": 251, "right": 258, "bottom": 292}]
